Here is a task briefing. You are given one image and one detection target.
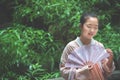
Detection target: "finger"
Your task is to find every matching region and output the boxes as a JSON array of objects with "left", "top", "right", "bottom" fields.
[
  {"left": 101, "top": 59, "right": 106, "bottom": 64},
  {"left": 106, "top": 48, "right": 113, "bottom": 53},
  {"left": 106, "top": 49, "right": 114, "bottom": 57},
  {"left": 88, "top": 65, "right": 93, "bottom": 70}
]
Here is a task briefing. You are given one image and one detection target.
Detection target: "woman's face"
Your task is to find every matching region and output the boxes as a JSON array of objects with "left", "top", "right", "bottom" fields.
[{"left": 81, "top": 17, "right": 98, "bottom": 40}]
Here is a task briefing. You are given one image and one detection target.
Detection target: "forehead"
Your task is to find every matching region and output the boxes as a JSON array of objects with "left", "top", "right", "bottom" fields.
[{"left": 85, "top": 17, "right": 98, "bottom": 25}]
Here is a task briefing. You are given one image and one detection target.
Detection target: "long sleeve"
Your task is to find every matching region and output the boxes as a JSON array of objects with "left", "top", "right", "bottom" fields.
[
  {"left": 60, "top": 41, "right": 90, "bottom": 80},
  {"left": 60, "top": 62, "right": 90, "bottom": 80},
  {"left": 102, "top": 58, "right": 115, "bottom": 78},
  {"left": 60, "top": 42, "right": 75, "bottom": 80},
  {"left": 101, "top": 48, "right": 115, "bottom": 79}
]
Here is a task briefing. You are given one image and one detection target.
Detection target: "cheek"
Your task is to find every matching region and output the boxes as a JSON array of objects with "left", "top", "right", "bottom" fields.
[
  {"left": 81, "top": 29, "right": 89, "bottom": 36},
  {"left": 82, "top": 27, "right": 89, "bottom": 33},
  {"left": 94, "top": 30, "right": 98, "bottom": 35},
  {"left": 95, "top": 29, "right": 98, "bottom": 33}
]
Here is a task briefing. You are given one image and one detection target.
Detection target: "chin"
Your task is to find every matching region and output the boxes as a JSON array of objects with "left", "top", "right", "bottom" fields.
[{"left": 87, "top": 37, "right": 93, "bottom": 40}]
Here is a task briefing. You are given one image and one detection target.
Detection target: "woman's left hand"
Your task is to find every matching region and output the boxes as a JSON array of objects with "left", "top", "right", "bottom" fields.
[
  {"left": 106, "top": 48, "right": 114, "bottom": 60},
  {"left": 106, "top": 48, "right": 114, "bottom": 68}
]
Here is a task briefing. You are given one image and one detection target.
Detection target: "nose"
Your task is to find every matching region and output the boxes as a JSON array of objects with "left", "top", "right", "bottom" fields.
[{"left": 90, "top": 28, "right": 94, "bottom": 32}]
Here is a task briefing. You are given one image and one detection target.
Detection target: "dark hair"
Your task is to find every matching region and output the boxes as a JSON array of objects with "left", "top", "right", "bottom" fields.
[{"left": 80, "top": 12, "right": 98, "bottom": 26}]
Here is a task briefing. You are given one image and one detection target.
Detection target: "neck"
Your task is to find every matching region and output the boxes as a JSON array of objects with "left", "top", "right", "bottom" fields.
[{"left": 80, "top": 36, "right": 91, "bottom": 45}]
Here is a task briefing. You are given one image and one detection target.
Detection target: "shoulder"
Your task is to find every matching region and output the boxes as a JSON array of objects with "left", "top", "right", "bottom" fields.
[
  {"left": 60, "top": 39, "right": 79, "bottom": 63},
  {"left": 93, "top": 39, "right": 104, "bottom": 47},
  {"left": 63, "top": 39, "right": 79, "bottom": 54},
  {"left": 66, "top": 39, "right": 79, "bottom": 50}
]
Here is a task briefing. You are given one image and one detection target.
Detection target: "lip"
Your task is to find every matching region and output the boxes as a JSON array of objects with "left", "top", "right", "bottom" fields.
[{"left": 88, "top": 33, "right": 93, "bottom": 36}]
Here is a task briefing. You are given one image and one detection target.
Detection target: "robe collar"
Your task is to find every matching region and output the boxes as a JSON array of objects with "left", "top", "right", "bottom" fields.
[{"left": 75, "top": 37, "right": 95, "bottom": 46}]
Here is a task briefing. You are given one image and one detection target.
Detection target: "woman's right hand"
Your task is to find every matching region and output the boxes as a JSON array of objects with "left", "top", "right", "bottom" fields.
[
  {"left": 76, "top": 65, "right": 89, "bottom": 73},
  {"left": 75, "top": 62, "right": 94, "bottom": 79},
  {"left": 86, "top": 61, "right": 94, "bottom": 70},
  {"left": 76, "top": 61, "right": 94, "bottom": 73}
]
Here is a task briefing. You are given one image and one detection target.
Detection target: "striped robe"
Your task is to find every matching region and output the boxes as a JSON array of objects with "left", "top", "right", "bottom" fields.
[{"left": 60, "top": 37, "right": 115, "bottom": 80}]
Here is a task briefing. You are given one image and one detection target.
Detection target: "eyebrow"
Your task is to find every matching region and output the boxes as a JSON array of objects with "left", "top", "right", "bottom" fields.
[{"left": 86, "top": 24, "right": 98, "bottom": 26}]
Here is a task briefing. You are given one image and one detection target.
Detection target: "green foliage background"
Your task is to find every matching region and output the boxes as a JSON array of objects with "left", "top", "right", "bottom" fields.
[{"left": 0, "top": 0, "right": 120, "bottom": 79}]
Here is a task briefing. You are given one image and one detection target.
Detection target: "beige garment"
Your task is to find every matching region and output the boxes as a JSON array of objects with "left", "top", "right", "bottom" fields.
[{"left": 60, "top": 37, "right": 115, "bottom": 80}]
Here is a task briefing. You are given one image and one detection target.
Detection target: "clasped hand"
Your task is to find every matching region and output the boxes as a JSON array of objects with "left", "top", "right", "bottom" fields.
[{"left": 76, "top": 61, "right": 94, "bottom": 73}]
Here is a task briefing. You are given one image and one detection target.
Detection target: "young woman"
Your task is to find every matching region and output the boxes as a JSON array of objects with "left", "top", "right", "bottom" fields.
[{"left": 60, "top": 12, "right": 115, "bottom": 80}]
